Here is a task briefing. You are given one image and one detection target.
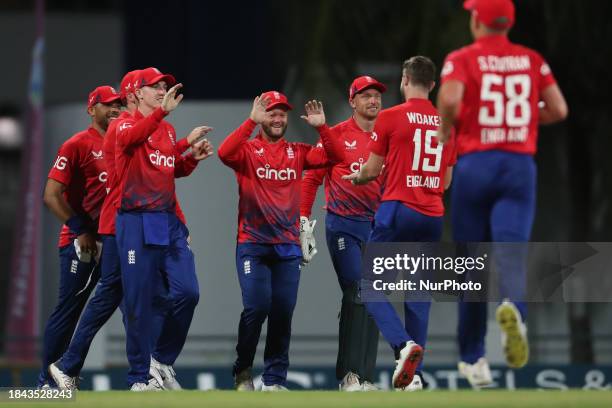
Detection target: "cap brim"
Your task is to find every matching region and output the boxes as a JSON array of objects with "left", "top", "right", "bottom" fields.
[
  {"left": 352, "top": 83, "right": 387, "bottom": 98},
  {"left": 100, "top": 95, "right": 122, "bottom": 104},
  {"left": 266, "top": 102, "right": 293, "bottom": 111},
  {"left": 147, "top": 74, "right": 177, "bottom": 87}
]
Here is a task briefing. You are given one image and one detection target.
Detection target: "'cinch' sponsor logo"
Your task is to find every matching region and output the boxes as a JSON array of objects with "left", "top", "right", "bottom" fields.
[
  {"left": 256, "top": 164, "right": 297, "bottom": 181},
  {"left": 149, "top": 150, "right": 175, "bottom": 168}
]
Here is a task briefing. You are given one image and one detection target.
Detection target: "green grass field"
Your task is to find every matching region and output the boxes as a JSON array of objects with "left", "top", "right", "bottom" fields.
[{"left": 2, "top": 390, "right": 612, "bottom": 408}]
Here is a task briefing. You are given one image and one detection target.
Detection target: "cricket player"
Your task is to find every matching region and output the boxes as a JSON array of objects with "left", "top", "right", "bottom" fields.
[
  {"left": 38, "top": 86, "right": 121, "bottom": 388},
  {"left": 344, "top": 56, "right": 456, "bottom": 391},
  {"left": 300, "top": 76, "right": 386, "bottom": 391},
  {"left": 48, "top": 69, "right": 210, "bottom": 391},
  {"left": 436, "top": 0, "right": 568, "bottom": 387},
  {"left": 113, "top": 68, "right": 213, "bottom": 390},
  {"left": 218, "top": 92, "right": 344, "bottom": 391}
]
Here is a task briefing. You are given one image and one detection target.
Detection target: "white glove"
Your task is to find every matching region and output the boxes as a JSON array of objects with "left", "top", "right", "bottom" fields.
[
  {"left": 74, "top": 239, "right": 102, "bottom": 264},
  {"left": 300, "top": 216, "right": 318, "bottom": 265}
]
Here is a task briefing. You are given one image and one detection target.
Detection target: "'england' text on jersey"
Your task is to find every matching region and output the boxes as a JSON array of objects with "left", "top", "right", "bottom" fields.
[
  {"left": 406, "top": 175, "right": 440, "bottom": 189},
  {"left": 481, "top": 127, "right": 528, "bottom": 144}
]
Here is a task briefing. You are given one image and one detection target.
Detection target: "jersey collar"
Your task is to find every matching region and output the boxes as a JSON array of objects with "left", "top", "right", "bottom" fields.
[
  {"left": 88, "top": 126, "right": 104, "bottom": 139},
  {"left": 255, "top": 132, "right": 287, "bottom": 146},
  {"left": 405, "top": 97, "right": 433, "bottom": 106},
  {"left": 348, "top": 116, "right": 373, "bottom": 133},
  {"left": 475, "top": 33, "right": 510, "bottom": 45}
]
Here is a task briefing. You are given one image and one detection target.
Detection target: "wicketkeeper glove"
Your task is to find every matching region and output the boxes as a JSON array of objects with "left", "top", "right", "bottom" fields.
[{"left": 300, "top": 216, "right": 318, "bottom": 265}]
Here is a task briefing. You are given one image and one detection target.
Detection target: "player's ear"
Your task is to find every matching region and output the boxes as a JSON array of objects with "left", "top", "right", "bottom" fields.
[
  {"left": 349, "top": 98, "right": 356, "bottom": 110},
  {"left": 134, "top": 88, "right": 144, "bottom": 101},
  {"left": 87, "top": 105, "right": 95, "bottom": 117},
  {"left": 429, "top": 81, "right": 436, "bottom": 92}
]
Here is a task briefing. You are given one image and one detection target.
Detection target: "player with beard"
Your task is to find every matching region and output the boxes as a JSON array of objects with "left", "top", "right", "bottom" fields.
[
  {"left": 300, "top": 76, "right": 386, "bottom": 391},
  {"left": 38, "top": 86, "right": 121, "bottom": 388},
  {"left": 344, "top": 57, "right": 456, "bottom": 391},
  {"left": 218, "top": 92, "right": 344, "bottom": 391}
]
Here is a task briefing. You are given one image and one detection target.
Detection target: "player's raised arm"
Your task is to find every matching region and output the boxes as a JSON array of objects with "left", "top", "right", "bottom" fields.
[
  {"left": 218, "top": 94, "right": 270, "bottom": 167},
  {"left": 302, "top": 100, "right": 344, "bottom": 166}
]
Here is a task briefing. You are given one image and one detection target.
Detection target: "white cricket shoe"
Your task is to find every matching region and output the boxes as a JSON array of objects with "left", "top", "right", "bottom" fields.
[
  {"left": 130, "top": 377, "right": 163, "bottom": 392},
  {"left": 261, "top": 384, "right": 289, "bottom": 392},
  {"left": 339, "top": 372, "right": 362, "bottom": 392},
  {"left": 458, "top": 357, "right": 493, "bottom": 387},
  {"left": 392, "top": 341, "right": 423, "bottom": 389},
  {"left": 397, "top": 373, "right": 423, "bottom": 391},
  {"left": 151, "top": 357, "right": 181, "bottom": 390},
  {"left": 48, "top": 362, "right": 78, "bottom": 391},
  {"left": 361, "top": 381, "right": 379, "bottom": 391},
  {"left": 496, "top": 301, "right": 529, "bottom": 368},
  {"left": 234, "top": 368, "right": 254, "bottom": 391}
]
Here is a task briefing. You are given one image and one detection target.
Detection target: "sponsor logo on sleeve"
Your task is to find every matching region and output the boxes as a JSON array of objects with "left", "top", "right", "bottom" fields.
[
  {"left": 540, "top": 63, "right": 552, "bottom": 76},
  {"left": 53, "top": 156, "right": 68, "bottom": 170},
  {"left": 441, "top": 61, "right": 454, "bottom": 77}
]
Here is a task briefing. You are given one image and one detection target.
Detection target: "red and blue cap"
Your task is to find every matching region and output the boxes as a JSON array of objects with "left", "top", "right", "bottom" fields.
[
  {"left": 349, "top": 76, "right": 387, "bottom": 100},
  {"left": 87, "top": 85, "right": 121, "bottom": 109},
  {"left": 261, "top": 91, "right": 293, "bottom": 111}
]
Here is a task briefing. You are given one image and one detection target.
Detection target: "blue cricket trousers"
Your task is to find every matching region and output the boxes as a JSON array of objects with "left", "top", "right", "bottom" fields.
[
  {"left": 37, "top": 243, "right": 100, "bottom": 386},
  {"left": 452, "top": 151, "right": 535, "bottom": 363},
  {"left": 116, "top": 211, "right": 199, "bottom": 386},
  {"left": 364, "top": 201, "right": 443, "bottom": 369},
  {"left": 233, "top": 243, "right": 301, "bottom": 386}
]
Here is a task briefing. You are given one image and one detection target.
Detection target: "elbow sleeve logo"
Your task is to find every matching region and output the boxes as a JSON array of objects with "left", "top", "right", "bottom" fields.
[{"left": 53, "top": 156, "right": 68, "bottom": 170}]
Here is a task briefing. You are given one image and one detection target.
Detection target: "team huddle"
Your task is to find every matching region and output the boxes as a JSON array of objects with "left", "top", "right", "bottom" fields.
[{"left": 38, "top": 0, "right": 567, "bottom": 392}]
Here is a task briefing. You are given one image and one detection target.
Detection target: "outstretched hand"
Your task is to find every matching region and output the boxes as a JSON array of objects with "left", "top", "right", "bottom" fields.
[
  {"left": 187, "top": 126, "right": 214, "bottom": 145},
  {"left": 191, "top": 139, "right": 214, "bottom": 161},
  {"left": 250, "top": 94, "right": 271, "bottom": 124},
  {"left": 300, "top": 100, "right": 326, "bottom": 127},
  {"left": 161, "top": 83, "right": 184, "bottom": 113}
]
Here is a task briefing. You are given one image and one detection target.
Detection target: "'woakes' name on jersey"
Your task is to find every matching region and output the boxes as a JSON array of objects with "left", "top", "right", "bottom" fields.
[
  {"left": 114, "top": 107, "right": 198, "bottom": 213},
  {"left": 48, "top": 127, "right": 108, "bottom": 247},
  {"left": 301, "top": 117, "right": 382, "bottom": 221},
  {"left": 440, "top": 34, "right": 557, "bottom": 156},
  {"left": 218, "top": 119, "right": 344, "bottom": 244}
]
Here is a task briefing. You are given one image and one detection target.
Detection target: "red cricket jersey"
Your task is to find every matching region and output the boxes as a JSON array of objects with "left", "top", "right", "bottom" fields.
[
  {"left": 114, "top": 107, "right": 198, "bottom": 212},
  {"left": 48, "top": 127, "right": 108, "bottom": 247},
  {"left": 218, "top": 118, "right": 344, "bottom": 244},
  {"left": 98, "top": 110, "right": 191, "bottom": 234},
  {"left": 369, "top": 98, "right": 456, "bottom": 217},
  {"left": 301, "top": 117, "right": 382, "bottom": 221},
  {"left": 440, "top": 34, "right": 557, "bottom": 156}
]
